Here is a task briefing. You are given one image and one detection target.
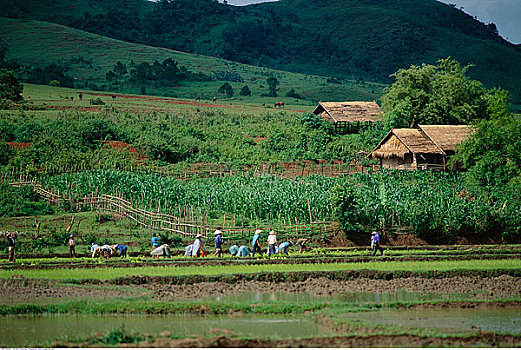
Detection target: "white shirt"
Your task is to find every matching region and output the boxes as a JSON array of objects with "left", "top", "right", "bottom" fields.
[{"left": 267, "top": 234, "right": 277, "bottom": 245}]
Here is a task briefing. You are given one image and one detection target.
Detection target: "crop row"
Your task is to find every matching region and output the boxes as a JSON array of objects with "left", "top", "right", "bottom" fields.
[{"left": 36, "top": 169, "right": 521, "bottom": 239}]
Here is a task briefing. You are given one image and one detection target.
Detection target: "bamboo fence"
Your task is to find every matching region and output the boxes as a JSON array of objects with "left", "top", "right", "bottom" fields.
[{"left": 7, "top": 180, "right": 338, "bottom": 241}]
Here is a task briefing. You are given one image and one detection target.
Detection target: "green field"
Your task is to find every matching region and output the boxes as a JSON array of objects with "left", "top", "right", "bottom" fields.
[{"left": 1, "top": 259, "right": 518, "bottom": 280}]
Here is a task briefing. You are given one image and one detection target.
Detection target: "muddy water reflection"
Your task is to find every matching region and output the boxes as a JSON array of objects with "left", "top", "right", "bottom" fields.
[
  {"left": 341, "top": 307, "right": 521, "bottom": 335},
  {"left": 211, "top": 290, "right": 474, "bottom": 303},
  {"left": 0, "top": 314, "right": 332, "bottom": 347}
]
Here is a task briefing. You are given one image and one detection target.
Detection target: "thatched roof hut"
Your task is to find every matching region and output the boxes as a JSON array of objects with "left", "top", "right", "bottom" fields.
[
  {"left": 312, "top": 101, "right": 383, "bottom": 133},
  {"left": 370, "top": 125, "right": 473, "bottom": 170}
]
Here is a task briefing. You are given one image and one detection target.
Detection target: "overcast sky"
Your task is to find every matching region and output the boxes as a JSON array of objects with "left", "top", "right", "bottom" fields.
[{"left": 220, "top": 0, "right": 521, "bottom": 44}]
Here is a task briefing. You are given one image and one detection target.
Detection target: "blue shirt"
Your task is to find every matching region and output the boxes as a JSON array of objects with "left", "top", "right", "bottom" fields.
[
  {"left": 117, "top": 244, "right": 127, "bottom": 252},
  {"left": 371, "top": 232, "right": 380, "bottom": 244},
  {"left": 215, "top": 234, "right": 222, "bottom": 249},
  {"left": 252, "top": 233, "right": 260, "bottom": 247},
  {"left": 151, "top": 236, "right": 160, "bottom": 247},
  {"left": 237, "top": 245, "right": 250, "bottom": 257},
  {"left": 91, "top": 244, "right": 99, "bottom": 253},
  {"left": 229, "top": 245, "right": 239, "bottom": 255},
  {"left": 278, "top": 242, "right": 290, "bottom": 253}
]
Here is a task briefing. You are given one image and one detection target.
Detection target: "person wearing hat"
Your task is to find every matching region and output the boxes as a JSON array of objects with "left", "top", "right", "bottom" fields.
[
  {"left": 371, "top": 230, "right": 384, "bottom": 256},
  {"left": 251, "top": 229, "right": 263, "bottom": 257},
  {"left": 68, "top": 234, "right": 76, "bottom": 258},
  {"left": 213, "top": 229, "right": 223, "bottom": 257},
  {"left": 192, "top": 233, "right": 206, "bottom": 258},
  {"left": 267, "top": 230, "right": 277, "bottom": 257}
]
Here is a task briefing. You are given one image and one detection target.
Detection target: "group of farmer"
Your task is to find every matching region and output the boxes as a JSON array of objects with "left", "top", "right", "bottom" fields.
[
  {"left": 2, "top": 228, "right": 383, "bottom": 261},
  {"left": 90, "top": 242, "right": 128, "bottom": 259},
  {"left": 171, "top": 228, "right": 311, "bottom": 259}
]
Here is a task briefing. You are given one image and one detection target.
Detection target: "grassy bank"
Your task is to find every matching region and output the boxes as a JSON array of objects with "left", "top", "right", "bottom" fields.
[{"left": 0, "top": 259, "right": 519, "bottom": 280}]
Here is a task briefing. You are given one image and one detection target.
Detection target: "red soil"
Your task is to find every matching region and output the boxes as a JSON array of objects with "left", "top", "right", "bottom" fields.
[{"left": 7, "top": 142, "right": 32, "bottom": 150}]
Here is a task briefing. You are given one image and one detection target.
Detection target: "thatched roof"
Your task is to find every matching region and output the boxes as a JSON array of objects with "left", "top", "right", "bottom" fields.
[
  {"left": 419, "top": 125, "right": 473, "bottom": 153},
  {"left": 312, "top": 101, "right": 383, "bottom": 123},
  {"left": 370, "top": 125, "right": 473, "bottom": 159}
]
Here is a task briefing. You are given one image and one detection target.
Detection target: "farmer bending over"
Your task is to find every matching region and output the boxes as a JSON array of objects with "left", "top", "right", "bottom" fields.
[
  {"left": 237, "top": 244, "right": 250, "bottom": 257},
  {"left": 296, "top": 237, "right": 310, "bottom": 254},
  {"left": 229, "top": 244, "right": 239, "bottom": 256},
  {"left": 100, "top": 244, "right": 113, "bottom": 259},
  {"left": 115, "top": 244, "right": 127, "bottom": 257},
  {"left": 277, "top": 241, "right": 292, "bottom": 255},
  {"left": 151, "top": 244, "right": 171, "bottom": 258},
  {"left": 91, "top": 243, "right": 100, "bottom": 258},
  {"left": 192, "top": 233, "right": 206, "bottom": 258}
]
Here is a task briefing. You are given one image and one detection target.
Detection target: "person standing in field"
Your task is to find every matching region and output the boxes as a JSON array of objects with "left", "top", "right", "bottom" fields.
[
  {"left": 68, "top": 234, "right": 76, "bottom": 258},
  {"left": 6, "top": 232, "right": 16, "bottom": 263},
  {"left": 251, "top": 229, "right": 263, "bottom": 257},
  {"left": 213, "top": 229, "right": 223, "bottom": 257},
  {"left": 267, "top": 230, "right": 277, "bottom": 257},
  {"left": 151, "top": 233, "right": 160, "bottom": 259},
  {"left": 371, "top": 230, "right": 384, "bottom": 256}
]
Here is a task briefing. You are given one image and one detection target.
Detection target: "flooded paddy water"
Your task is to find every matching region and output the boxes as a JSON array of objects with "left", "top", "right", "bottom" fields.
[
  {"left": 0, "top": 314, "right": 334, "bottom": 347},
  {"left": 338, "top": 307, "right": 521, "bottom": 335}
]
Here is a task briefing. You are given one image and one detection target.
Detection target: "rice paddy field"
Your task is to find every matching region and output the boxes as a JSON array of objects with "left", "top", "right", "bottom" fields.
[{"left": 1, "top": 243, "right": 521, "bottom": 347}]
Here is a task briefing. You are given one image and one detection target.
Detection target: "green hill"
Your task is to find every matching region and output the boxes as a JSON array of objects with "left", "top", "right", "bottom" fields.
[
  {"left": 1, "top": 0, "right": 521, "bottom": 102},
  {"left": 0, "top": 17, "right": 382, "bottom": 102}
]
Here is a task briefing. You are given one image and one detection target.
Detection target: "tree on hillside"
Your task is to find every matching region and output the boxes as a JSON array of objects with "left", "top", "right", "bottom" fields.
[
  {"left": 267, "top": 77, "right": 279, "bottom": 97},
  {"left": 0, "top": 69, "right": 23, "bottom": 108},
  {"left": 381, "top": 58, "right": 490, "bottom": 128},
  {"left": 113, "top": 61, "right": 127, "bottom": 79},
  {"left": 239, "top": 85, "right": 251, "bottom": 96},
  {"left": 218, "top": 82, "right": 234, "bottom": 98}
]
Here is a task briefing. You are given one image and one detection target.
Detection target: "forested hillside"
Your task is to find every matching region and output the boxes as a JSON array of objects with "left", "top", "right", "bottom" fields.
[{"left": 1, "top": 0, "right": 521, "bottom": 102}]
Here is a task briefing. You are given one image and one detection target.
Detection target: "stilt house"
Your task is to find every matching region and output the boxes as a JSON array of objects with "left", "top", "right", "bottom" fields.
[
  {"left": 312, "top": 101, "right": 383, "bottom": 134},
  {"left": 370, "top": 125, "right": 473, "bottom": 170}
]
